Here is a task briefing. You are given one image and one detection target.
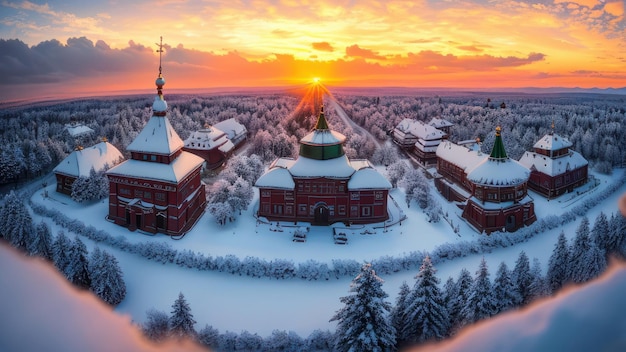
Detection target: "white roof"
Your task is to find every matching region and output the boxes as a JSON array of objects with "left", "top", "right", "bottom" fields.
[
  {"left": 127, "top": 115, "right": 184, "bottom": 155},
  {"left": 254, "top": 167, "right": 295, "bottom": 190},
  {"left": 184, "top": 127, "right": 231, "bottom": 151},
  {"left": 106, "top": 151, "right": 203, "bottom": 184},
  {"left": 255, "top": 157, "right": 390, "bottom": 190},
  {"left": 290, "top": 155, "right": 355, "bottom": 178},
  {"left": 436, "top": 141, "right": 486, "bottom": 172},
  {"left": 53, "top": 142, "right": 123, "bottom": 178},
  {"left": 214, "top": 118, "right": 247, "bottom": 140},
  {"left": 429, "top": 117, "right": 454, "bottom": 129},
  {"left": 348, "top": 167, "right": 392, "bottom": 190},
  {"left": 395, "top": 118, "right": 447, "bottom": 141},
  {"left": 65, "top": 124, "right": 94, "bottom": 137},
  {"left": 300, "top": 129, "right": 346, "bottom": 146},
  {"left": 533, "top": 133, "right": 573, "bottom": 151},
  {"left": 467, "top": 158, "right": 530, "bottom": 187},
  {"left": 518, "top": 150, "right": 588, "bottom": 177}
]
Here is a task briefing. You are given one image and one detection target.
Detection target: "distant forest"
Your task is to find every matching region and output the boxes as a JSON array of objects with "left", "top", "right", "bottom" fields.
[{"left": 1, "top": 92, "right": 625, "bottom": 185}]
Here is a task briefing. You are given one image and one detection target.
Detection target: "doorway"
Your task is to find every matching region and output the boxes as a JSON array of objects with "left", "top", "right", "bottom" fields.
[{"left": 314, "top": 205, "right": 329, "bottom": 225}]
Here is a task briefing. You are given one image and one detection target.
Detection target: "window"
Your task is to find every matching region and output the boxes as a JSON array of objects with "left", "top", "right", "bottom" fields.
[
  {"left": 286, "top": 206, "right": 293, "bottom": 215},
  {"left": 134, "top": 190, "right": 143, "bottom": 198},
  {"left": 298, "top": 183, "right": 304, "bottom": 192},
  {"left": 144, "top": 192, "right": 152, "bottom": 199},
  {"left": 155, "top": 192, "right": 166, "bottom": 201},
  {"left": 262, "top": 204, "right": 270, "bottom": 213},
  {"left": 261, "top": 190, "right": 270, "bottom": 197},
  {"left": 299, "top": 204, "right": 307, "bottom": 214},
  {"left": 120, "top": 188, "right": 131, "bottom": 196},
  {"left": 338, "top": 184, "right": 345, "bottom": 192},
  {"left": 361, "top": 206, "right": 371, "bottom": 217},
  {"left": 338, "top": 205, "right": 346, "bottom": 215},
  {"left": 151, "top": 155, "right": 157, "bottom": 161},
  {"left": 350, "top": 192, "right": 360, "bottom": 200},
  {"left": 273, "top": 205, "right": 283, "bottom": 214},
  {"left": 143, "top": 154, "right": 148, "bottom": 160},
  {"left": 285, "top": 192, "right": 294, "bottom": 200},
  {"left": 350, "top": 206, "right": 358, "bottom": 216},
  {"left": 375, "top": 191, "right": 384, "bottom": 200}
]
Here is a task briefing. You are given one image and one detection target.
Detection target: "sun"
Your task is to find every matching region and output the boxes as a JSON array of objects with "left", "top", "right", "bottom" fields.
[{"left": 312, "top": 77, "right": 321, "bottom": 84}]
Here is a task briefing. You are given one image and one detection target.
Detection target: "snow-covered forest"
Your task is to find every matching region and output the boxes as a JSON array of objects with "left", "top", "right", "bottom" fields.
[{"left": 1, "top": 90, "right": 626, "bottom": 351}]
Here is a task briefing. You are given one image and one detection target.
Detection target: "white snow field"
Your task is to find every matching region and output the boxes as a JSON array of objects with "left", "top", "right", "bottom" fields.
[{"left": 27, "top": 167, "right": 626, "bottom": 337}]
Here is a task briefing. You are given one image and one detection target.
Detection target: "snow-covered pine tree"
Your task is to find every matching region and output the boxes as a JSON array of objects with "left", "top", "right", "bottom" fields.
[
  {"left": 227, "top": 176, "right": 253, "bottom": 215},
  {"left": 0, "top": 191, "right": 34, "bottom": 251},
  {"left": 493, "top": 261, "right": 520, "bottom": 314},
  {"left": 89, "top": 247, "right": 126, "bottom": 305},
  {"left": 390, "top": 281, "right": 411, "bottom": 344},
  {"left": 547, "top": 231, "right": 570, "bottom": 294},
  {"left": 386, "top": 160, "right": 408, "bottom": 188},
  {"left": 402, "top": 256, "right": 450, "bottom": 344},
  {"left": 330, "top": 263, "right": 396, "bottom": 352},
  {"left": 591, "top": 212, "right": 610, "bottom": 253},
  {"left": 52, "top": 230, "right": 72, "bottom": 275},
  {"left": 197, "top": 324, "right": 220, "bottom": 350},
  {"left": 70, "top": 176, "right": 90, "bottom": 202},
  {"left": 65, "top": 237, "right": 91, "bottom": 289},
  {"left": 511, "top": 251, "right": 532, "bottom": 305},
  {"left": 448, "top": 268, "right": 473, "bottom": 330},
  {"left": 569, "top": 217, "right": 592, "bottom": 284},
  {"left": 208, "top": 202, "right": 233, "bottom": 225},
  {"left": 609, "top": 213, "right": 626, "bottom": 257},
  {"left": 169, "top": 292, "right": 197, "bottom": 340},
  {"left": 305, "top": 329, "right": 334, "bottom": 352},
  {"left": 29, "top": 220, "right": 53, "bottom": 261},
  {"left": 461, "top": 258, "right": 497, "bottom": 325},
  {"left": 143, "top": 308, "right": 170, "bottom": 342},
  {"left": 528, "top": 257, "right": 548, "bottom": 302}
]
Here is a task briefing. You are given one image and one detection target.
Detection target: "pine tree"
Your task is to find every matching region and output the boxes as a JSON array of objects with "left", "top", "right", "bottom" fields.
[
  {"left": 89, "top": 247, "right": 126, "bottom": 305},
  {"left": 170, "top": 292, "right": 197, "bottom": 340},
  {"left": 547, "top": 231, "right": 570, "bottom": 294},
  {"left": 448, "top": 268, "right": 473, "bottom": 330},
  {"left": 461, "top": 258, "right": 497, "bottom": 325},
  {"left": 569, "top": 217, "right": 592, "bottom": 283},
  {"left": 591, "top": 212, "right": 611, "bottom": 253},
  {"left": 528, "top": 258, "right": 548, "bottom": 302},
  {"left": 52, "top": 230, "right": 72, "bottom": 274},
  {"left": 402, "top": 256, "right": 450, "bottom": 344},
  {"left": 29, "top": 220, "right": 54, "bottom": 261},
  {"left": 512, "top": 251, "right": 532, "bottom": 305},
  {"left": 197, "top": 325, "right": 220, "bottom": 350},
  {"left": 330, "top": 263, "right": 396, "bottom": 352},
  {"left": 65, "top": 237, "right": 91, "bottom": 289},
  {"left": 441, "top": 276, "right": 456, "bottom": 325},
  {"left": 390, "top": 281, "right": 410, "bottom": 343},
  {"left": 609, "top": 213, "right": 626, "bottom": 257},
  {"left": 0, "top": 191, "right": 34, "bottom": 251},
  {"left": 493, "top": 262, "right": 519, "bottom": 314},
  {"left": 71, "top": 176, "right": 90, "bottom": 202}
]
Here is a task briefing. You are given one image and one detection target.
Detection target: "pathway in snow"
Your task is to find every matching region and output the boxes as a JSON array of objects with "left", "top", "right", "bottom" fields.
[{"left": 326, "top": 94, "right": 382, "bottom": 148}]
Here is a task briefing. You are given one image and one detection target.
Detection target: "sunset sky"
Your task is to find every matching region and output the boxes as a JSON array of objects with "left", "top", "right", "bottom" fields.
[{"left": 1, "top": 0, "right": 625, "bottom": 101}]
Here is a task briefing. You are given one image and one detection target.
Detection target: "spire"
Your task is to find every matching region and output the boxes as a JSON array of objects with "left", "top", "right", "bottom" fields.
[
  {"left": 314, "top": 105, "right": 329, "bottom": 130},
  {"left": 153, "top": 36, "right": 167, "bottom": 116},
  {"left": 550, "top": 120, "right": 555, "bottom": 135},
  {"left": 490, "top": 126, "right": 508, "bottom": 160}
]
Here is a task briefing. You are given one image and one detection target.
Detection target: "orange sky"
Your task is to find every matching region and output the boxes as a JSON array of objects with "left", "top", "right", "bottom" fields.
[{"left": 1, "top": 0, "right": 625, "bottom": 101}]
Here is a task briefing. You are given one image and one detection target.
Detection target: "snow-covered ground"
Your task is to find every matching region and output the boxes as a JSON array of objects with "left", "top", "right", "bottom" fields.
[{"left": 28, "top": 168, "right": 626, "bottom": 336}]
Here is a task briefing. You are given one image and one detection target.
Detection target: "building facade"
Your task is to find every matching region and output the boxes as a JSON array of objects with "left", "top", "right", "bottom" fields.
[
  {"left": 53, "top": 140, "right": 123, "bottom": 195},
  {"left": 255, "top": 107, "right": 391, "bottom": 225},
  {"left": 183, "top": 118, "right": 247, "bottom": 170},
  {"left": 518, "top": 131, "right": 588, "bottom": 198},
  {"left": 106, "top": 63, "right": 206, "bottom": 235},
  {"left": 392, "top": 118, "right": 451, "bottom": 166}
]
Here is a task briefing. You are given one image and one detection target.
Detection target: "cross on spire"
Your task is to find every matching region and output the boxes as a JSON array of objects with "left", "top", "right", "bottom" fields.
[{"left": 156, "top": 36, "right": 164, "bottom": 77}]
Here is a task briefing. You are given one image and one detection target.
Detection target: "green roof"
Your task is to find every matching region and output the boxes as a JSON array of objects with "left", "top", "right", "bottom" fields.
[
  {"left": 314, "top": 106, "right": 329, "bottom": 130},
  {"left": 490, "top": 126, "right": 508, "bottom": 159}
]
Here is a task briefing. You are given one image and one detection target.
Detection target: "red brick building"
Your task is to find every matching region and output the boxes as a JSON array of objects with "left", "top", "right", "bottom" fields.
[
  {"left": 53, "top": 140, "right": 123, "bottom": 195},
  {"left": 435, "top": 127, "right": 536, "bottom": 233},
  {"left": 183, "top": 118, "right": 247, "bottom": 170},
  {"left": 392, "top": 118, "right": 451, "bottom": 166},
  {"left": 255, "top": 107, "right": 391, "bottom": 225},
  {"left": 518, "top": 131, "right": 588, "bottom": 198},
  {"left": 106, "top": 65, "right": 206, "bottom": 235}
]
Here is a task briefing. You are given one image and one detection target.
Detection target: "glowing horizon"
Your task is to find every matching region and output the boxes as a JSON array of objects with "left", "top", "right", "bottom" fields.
[{"left": 0, "top": 0, "right": 625, "bottom": 101}]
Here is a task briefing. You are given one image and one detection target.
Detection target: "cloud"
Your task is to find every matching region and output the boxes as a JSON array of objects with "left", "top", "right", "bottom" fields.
[
  {"left": 457, "top": 45, "right": 484, "bottom": 52},
  {"left": 312, "top": 42, "right": 334, "bottom": 52},
  {"left": 345, "top": 44, "right": 386, "bottom": 60}
]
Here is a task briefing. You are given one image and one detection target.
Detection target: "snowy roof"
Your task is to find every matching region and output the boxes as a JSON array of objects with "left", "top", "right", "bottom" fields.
[
  {"left": 214, "top": 118, "right": 247, "bottom": 140},
  {"left": 467, "top": 158, "right": 530, "bottom": 187},
  {"left": 428, "top": 117, "right": 454, "bottom": 129},
  {"left": 533, "top": 133, "right": 573, "bottom": 151},
  {"left": 126, "top": 116, "right": 184, "bottom": 155},
  {"left": 436, "top": 141, "right": 486, "bottom": 172},
  {"left": 184, "top": 127, "right": 230, "bottom": 151},
  {"left": 518, "top": 150, "right": 588, "bottom": 177},
  {"left": 289, "top": 155, "right": 355, "bottom": 178},
  {"left": 348, "top": 167, "right": 392, "bottom": 190},
  {"left": 53, "top": 142, "right": 123, "bottom": 178},
  {"left": 106, "top": 151, "right": 203, "bottom": 184},
  {"left": 395, "top": 118, "right": 447, "bottom": 141},
  {"left": 65, "top": 124, "right": 94, "bottom": 137},
  {"left": 300, "top": 129, "right": 346, "bottom": 146},
  {"left": 254, "top": 167, "right": 295, "bottom": 190}
]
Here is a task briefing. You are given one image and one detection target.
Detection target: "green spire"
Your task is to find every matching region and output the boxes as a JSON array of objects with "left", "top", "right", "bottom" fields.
[
  {"left": 490, "top": 126, "right": 508, "bottom": 159},
  {"left": 314, "top": 105, "right": 329, "bottom": 130}
]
